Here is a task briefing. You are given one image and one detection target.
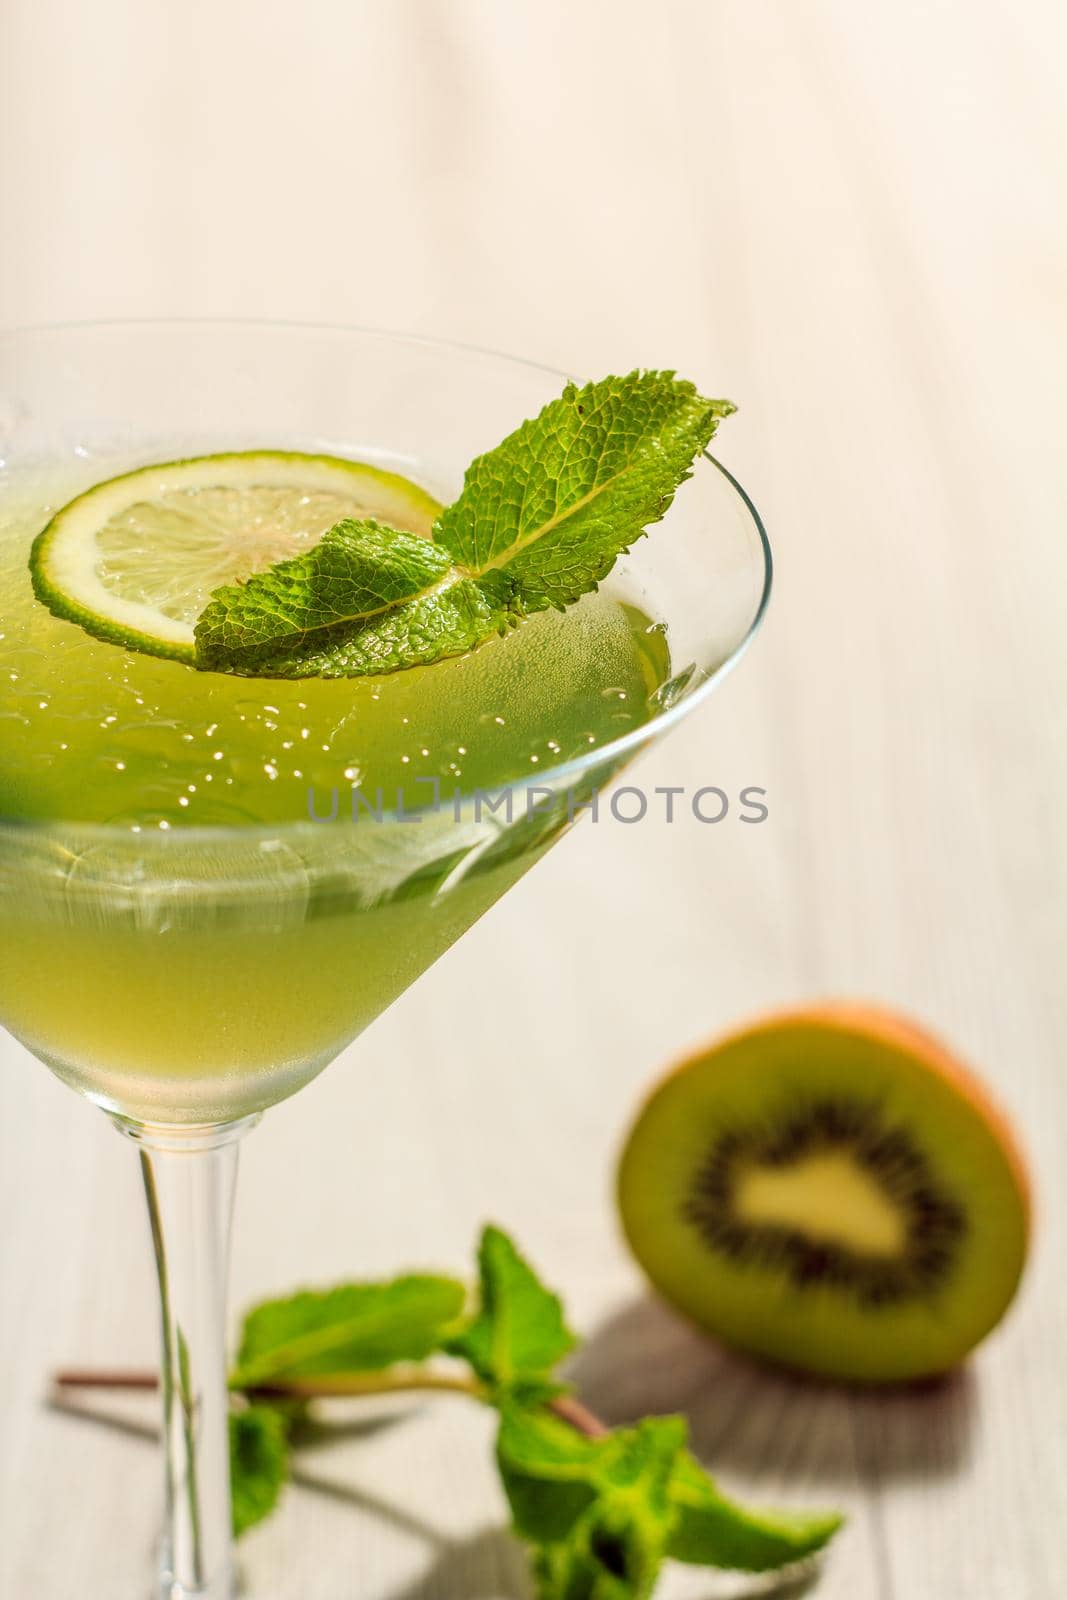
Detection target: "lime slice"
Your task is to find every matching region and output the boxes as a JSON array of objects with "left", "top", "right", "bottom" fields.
[{"left": 29, "top": 450, "right": 442, "bottom": 664}]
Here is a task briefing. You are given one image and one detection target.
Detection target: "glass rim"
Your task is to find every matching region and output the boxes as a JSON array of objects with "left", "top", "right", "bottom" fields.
[{"left": 0, "top": 317, "right": 772, "bottom": 845}]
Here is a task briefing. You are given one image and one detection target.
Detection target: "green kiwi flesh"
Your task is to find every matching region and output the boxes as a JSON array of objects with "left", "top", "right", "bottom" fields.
[{"left": 617, "top": 1007, "right": 1030, "bottom": 1383}]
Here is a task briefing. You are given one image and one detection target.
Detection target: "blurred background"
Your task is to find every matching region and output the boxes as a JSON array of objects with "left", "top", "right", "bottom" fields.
[{"left": 1, "top": 2, "right": 1064, "bottom": 1596}]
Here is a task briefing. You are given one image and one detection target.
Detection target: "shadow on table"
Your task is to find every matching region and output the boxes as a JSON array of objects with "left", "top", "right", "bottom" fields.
[
  {"left": 48, "top": 1392, "right": 829, "bottom": 1599},
  {"left": 374, "top": 1536, "right": 824, "bottom": 1600},
  {"left": 298, "top": 1505, "right": 530, "bottom": 1600},
  {"left": 50, "top": 1394, "right": 529, "bottom": 1599},
  {"left": 286, "top": 1470, "right": 822, "bottom": 1600},
  {"left": 567, "top": 1294, "right": 977, "bottom": 1490}
]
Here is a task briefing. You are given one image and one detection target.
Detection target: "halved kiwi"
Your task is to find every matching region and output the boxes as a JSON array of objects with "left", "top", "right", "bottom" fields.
[{"left": 617, "top": 1005, "right": 1031, "bottom": 1383}]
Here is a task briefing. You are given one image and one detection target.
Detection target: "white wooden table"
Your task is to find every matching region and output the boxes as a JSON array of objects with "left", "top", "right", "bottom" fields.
[{"left": 1, "top": 3, "right": 1064, "bottom": 1595}]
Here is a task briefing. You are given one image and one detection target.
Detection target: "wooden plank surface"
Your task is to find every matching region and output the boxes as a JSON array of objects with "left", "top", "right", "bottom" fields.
[{"left": 1, "top": 3, "right": 1064, "bottom": 1596}]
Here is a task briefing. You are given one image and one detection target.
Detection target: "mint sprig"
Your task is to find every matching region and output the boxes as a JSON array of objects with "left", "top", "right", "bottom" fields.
[
  {"left": 194, "top": 373, "right": 733, "bottom": 678},
  {"left": 230, "top": 1226, "right": 841, "bottom": 1587},
  {"left": 56, "top": 1226, "right": 842, "bottom": 1591}
]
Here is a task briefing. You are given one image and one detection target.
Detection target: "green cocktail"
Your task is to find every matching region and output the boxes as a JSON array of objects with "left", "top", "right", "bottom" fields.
[{"left": 0, "top": 458, "right": 668, "bottom": 1120}]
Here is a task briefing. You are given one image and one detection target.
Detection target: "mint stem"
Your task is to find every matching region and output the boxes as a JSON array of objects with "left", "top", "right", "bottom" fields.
[
  {"left": 548, "top": 1393, "right": 609, "bottom": 1439},
  {"left": 53, "top": 1369, "right": 159, "bottom": 1390},
  {"left": 51, "top": 1366, "right": 606, "bottom": 1437},
  {"left": 241, "top": 1372, "right": 487, "bottom": 1402}
]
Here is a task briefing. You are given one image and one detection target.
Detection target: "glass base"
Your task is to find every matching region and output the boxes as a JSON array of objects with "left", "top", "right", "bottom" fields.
[{"left": 159, "top": 1570, "right": 232, "bottom": 1600}]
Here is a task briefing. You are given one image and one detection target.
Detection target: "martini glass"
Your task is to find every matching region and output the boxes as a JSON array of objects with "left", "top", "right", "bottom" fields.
[{"left": 0, "top": 322, "right": 770, "bottom": 1599}]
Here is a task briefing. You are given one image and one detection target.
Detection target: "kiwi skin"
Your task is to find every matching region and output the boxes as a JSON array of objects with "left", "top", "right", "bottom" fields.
[{"left": 617, "top": 1004, "right": 1031, "bottom": 1385}]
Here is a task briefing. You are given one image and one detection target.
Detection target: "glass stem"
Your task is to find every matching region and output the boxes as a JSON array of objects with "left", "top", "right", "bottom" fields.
[{"left": 115, "top": 1116, "right": 258, "bottom": 1600}]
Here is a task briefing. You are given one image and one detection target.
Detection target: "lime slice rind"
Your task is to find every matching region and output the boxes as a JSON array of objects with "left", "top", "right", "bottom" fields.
[{"left": 30, "top": 450, "right": 441, "bottom": 665}]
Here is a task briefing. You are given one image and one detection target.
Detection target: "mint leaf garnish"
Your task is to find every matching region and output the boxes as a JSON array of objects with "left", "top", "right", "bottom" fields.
[
  {"left": 195, "top": 518, "right": 452, "bottom": 673},
  {"left": 209, "top": 572, "right": 516, "bottom": 679},
  {"left": 446, "top": 1224, "right": 576, "bottom": 1394},
  {"left": 194, "top": 372, "right": 733, "bottom": 678},
  {"left": 435, "top": 372, "right": 732, "bottom": 610},
  {"left": 230, "top": 1274, "right": 466, "bottom": 1387},
  {"left": 230, "top": 1406, "right": 290, "bottom": 1537}
]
